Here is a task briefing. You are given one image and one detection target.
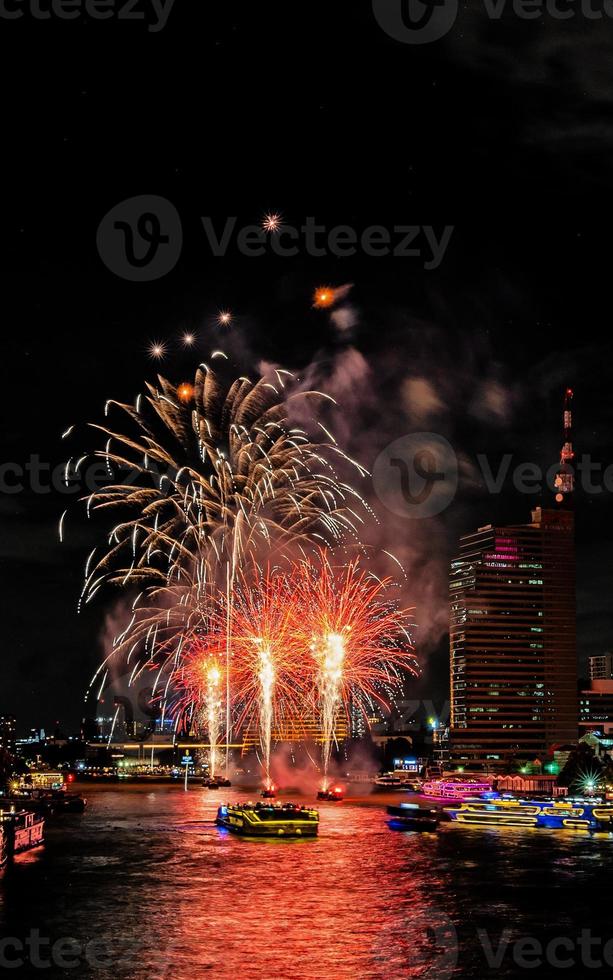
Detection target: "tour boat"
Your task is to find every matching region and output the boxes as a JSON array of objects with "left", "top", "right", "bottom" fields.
[
  {"left": 216, "top": 802, "right": 319, "bottom": 837},
  {"left": 387, "top": 802, "right": 440, "bottom": 832},
  {"left": 444, "top": 795, "right": 613, "bottom": 831},
  {"left": 421, "top": 778, "right": 492, "bottom": 799},
  {"left": 0, "top": 809, "right": 45, "bottom": 854}
]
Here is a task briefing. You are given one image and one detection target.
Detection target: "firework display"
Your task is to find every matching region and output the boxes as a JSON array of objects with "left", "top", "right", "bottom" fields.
[{"left": 64, "top": 358, "right": 416, "bottom": 785}]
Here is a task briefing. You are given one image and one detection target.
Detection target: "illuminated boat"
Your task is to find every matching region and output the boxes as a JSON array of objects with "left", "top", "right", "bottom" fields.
[
  {"left": 0, "top": 809, "right": 45, "bottom": 854},
  {"left": 387, "top": 802, "right": 440, "bottom": 832},
  {"left": 216, "top": 802, "right": 319, "bottom": 837},
  {"left": 374, "top": 772, "right": 421, "bottom": 791},
  {"left": 317, "top": 786, "right": 344, "bottom": 801},
  {"left": 444, "top": 796, "right": 613, "bottom": 831},
  {"left": 422, "top": 778, "right": 492, "bottom": 799},
  {"left": 260, "top": 786, "right": 276, "bottom": 799}
]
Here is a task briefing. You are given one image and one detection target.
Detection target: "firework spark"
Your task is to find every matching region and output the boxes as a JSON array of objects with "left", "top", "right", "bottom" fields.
[
  {"left": 262, "top": 212, "right": 283, "bottom": 233},
  {"left": 148, "top": 340, "right": 166, "bottom": 360},
  {"left": 177, "top": 381, "right": 194, "bottom": 403},
  {"left": 313, "top": 286, "right": 336, "bottom": 309},
  {"left": 217, "top": 311, "right": 233, "bottom": 327}
]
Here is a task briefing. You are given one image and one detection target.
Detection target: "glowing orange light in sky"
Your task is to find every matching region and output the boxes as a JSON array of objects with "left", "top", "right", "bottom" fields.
[
  {"left": 177, "top": 382, "right": 194, "bottom": 403},
  {"left": 313, "top": 286, "right": 336, "bottom": 309}
]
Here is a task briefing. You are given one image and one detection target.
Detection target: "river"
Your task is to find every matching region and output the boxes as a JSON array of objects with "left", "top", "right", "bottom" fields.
[{"left": 1, "top": 783, "right": 612, "bottom": 978}]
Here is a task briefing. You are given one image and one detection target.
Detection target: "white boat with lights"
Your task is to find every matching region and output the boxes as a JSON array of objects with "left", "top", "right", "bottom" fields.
[
  {"left": 444, "top": 795, "right": 613, "bottom": 831},
  {"left": 421, "top": 778, "right": 492, "bottom": 799},
  {"left": 374, "top": 771, "right": 421, "bottom": 791}
]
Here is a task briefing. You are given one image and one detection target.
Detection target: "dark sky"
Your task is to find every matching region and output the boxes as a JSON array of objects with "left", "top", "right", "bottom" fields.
[{"left": 1, "top": 2, "right": 612, "bottom": 732}]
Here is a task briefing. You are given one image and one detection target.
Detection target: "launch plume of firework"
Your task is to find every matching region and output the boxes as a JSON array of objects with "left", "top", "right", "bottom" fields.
[
  {"left": 223, "top": 568, "right": 306, "bottom": 790},
  {"left": 171, "top": 644, "right": 225, "bottom": 776},
  {"left": 290, "top": 552, "right": 417, "bottom": 787}
]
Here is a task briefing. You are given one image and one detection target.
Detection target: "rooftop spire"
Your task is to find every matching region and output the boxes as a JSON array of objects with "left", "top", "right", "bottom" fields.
[{"left": 554, "top": 387, "right": 574, "bottom": 506}]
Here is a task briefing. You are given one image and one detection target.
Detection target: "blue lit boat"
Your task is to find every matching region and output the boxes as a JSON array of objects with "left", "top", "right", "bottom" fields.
[
  {"left": 387, "top": 802, "right": 440, "bottom": 832},
  {"left": 444, "top": 795, "right": 613, "bottom": 831},
  {"left": 216, "top": 802, "right": 319, "bottom": 837}
]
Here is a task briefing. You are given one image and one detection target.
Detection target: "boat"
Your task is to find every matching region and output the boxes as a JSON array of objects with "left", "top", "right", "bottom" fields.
[
  {"left": 216, "top": 802, "right": 319, "bottom": 837},
  {"left": 49, "top": 791, "right": 87, "bottom": 813},
  {"left": 317, "top": 786, "right": 344, "bottom": 801},
  {"left": 373, "top": 772, "right": 421, "bottom": 791},
  {"left": 0, "top": 789, "right": 86, "bottom": 815},
  {"left": 422, "top": 778, "right": 492, "bottom": 799},
  {"left": 203, "top": 776, "right": 231, "bottom": 789},
  {"left": 387, "top": 802, "right": 440, "bottom": 832},
  {"left": 0, "top": 809, "right": 45, "bottom": 854},
  {"left": 444, "top": 795, "right": 613, "bottom": 831}
]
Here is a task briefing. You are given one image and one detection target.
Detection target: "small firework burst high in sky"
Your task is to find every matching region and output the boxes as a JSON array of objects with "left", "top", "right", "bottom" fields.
[
  {"left": 64, "top": 344, "right": 416, "bottom": 785},
  {"left": 262, "top": 212, "right": 283, "bottom": 233}
]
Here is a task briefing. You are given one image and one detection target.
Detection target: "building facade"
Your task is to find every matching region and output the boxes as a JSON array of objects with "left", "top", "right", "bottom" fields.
[
  {"left": 589, "top": 654, "right": 613, "bottom": 682},
  {"left": 0, "top": 715, "right": 17, "bottom": 756},
  {"left": 579, "top": 680, "right": 613, "bottom": 735},
  {"left": 449, "top": 507, "right": 577, "bottom": 770}
]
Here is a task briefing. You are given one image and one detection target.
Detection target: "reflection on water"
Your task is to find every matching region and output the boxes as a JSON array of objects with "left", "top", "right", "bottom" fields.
[{"left": 1, "top": 784, "right": 612, "bottom": 978}]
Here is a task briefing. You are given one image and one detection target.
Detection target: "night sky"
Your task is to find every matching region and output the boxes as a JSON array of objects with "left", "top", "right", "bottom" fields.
[{"left": 2, "top": 2, "right": 612, "bottom": 732}]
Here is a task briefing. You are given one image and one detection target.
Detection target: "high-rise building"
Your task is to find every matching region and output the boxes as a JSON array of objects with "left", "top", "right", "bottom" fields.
[
  {"left": 589, "top": 654, "right": 613, "bottom": 681},
  {"left": 0, "top": 715, "right": 17, "bottom": 756},
  {"left": 579, "top": 680, "right": 613, "bottom": 734},
  {"left": 449, "top": 507, "right": 577, "bottom": 770}
]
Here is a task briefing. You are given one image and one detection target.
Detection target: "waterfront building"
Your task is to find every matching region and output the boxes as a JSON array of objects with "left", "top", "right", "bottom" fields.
[{"left": 449, "top": 507, "right": 577, "bottom": 770}]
